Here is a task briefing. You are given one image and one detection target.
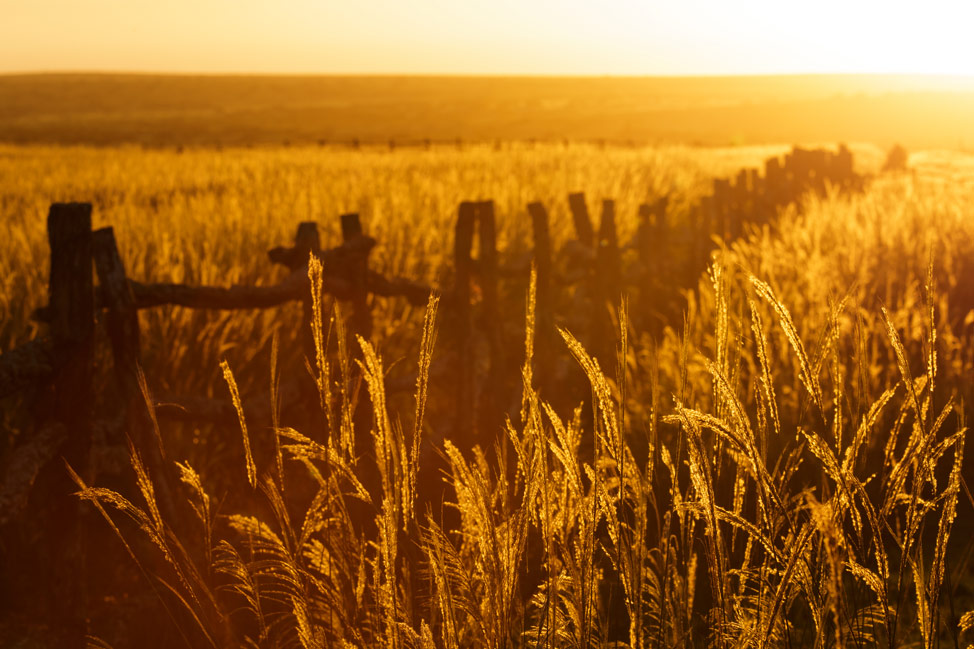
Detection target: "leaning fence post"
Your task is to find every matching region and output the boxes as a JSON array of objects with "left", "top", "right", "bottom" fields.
[
  {"left": 568, "top": 192, "right": 595, "bottom": 247},
  {"left": 454, "top": 202, "right": 477, "bottom": 447},
  {"left": 42, "top": 202, "right": 95, "bottom": 640},
  {"left": 92, "top": 227, "right": 141, "bottom": 402},
  {"left": 92, "top": 227, "right": 179, "bottom": 522},
  {"left": 340, "top": 213, "right": 372, "bottom": 340}
]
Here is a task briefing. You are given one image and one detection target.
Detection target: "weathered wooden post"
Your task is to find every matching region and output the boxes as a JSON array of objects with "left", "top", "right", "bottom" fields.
[
  {"left": 92, "top": 227, "right": 178, "bottom": 521},
  {"left": 568, "top": 192, "right": 595, "bottom": 247},
  {"left": 765, "top": 156, "right": 784, "bottom": 209},
  {"left": 340, "top": 213, "right": 372, "bottom": 340},
  {"left": 593, "top": 199, "right": 622, "bottom": 365},
  {"left": 295, "top": 221, "right": 322, "bottom": 363},
  {"left": 636, "top": 203, "right": 654, "bottom": 285},
  {"left": 636, "top": 202, "right": 656, "bottom": 330},
  {"left": 476, "top": 200, "right": 502, "bottom": 444},
  {"left": 834, "top": 144, "right": 854, "bottom": 188},
  {"left": 789, "top": 147, "right": 810, "bottom": 198},
  {"left": 92, "top": 228, "right": 140, "bottom": 407},
  {"left": 810, "top": 149, "right": 828, "bottom": 195},
  {"left": 296, "top": 221, "right": 321, "bottom": 258},
  {"left": 713, "top": 178, "right": 731, "bottom": 241},
  {"left": 732, "top": 169, "right": 749, "bottom": 237},
  {"left": 40, "top": 202, "right": 95, "bottom": 641},
  {"left": 454, "top": 202, "right": 477, "bottom": 446},
  {"left": 597, "top": 199, "right": 623, "bottom": 303},
  {"left": 747, "top": 167, "right": 766, "bottom": 224},
  {"left": 527, "top": 201, "right": 554, "bottom": 392},
  {"left": 637, "top": 196, "right": 668, "bottom": 303}
]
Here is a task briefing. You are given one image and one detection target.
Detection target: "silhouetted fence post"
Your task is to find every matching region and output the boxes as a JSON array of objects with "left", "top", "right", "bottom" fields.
[
  {"left": 527, "top": 201, "right": 554, "bottom": 394},
  {"left": 834, "top": 144, "right": 854, "bottom": 188},
  {"left": 340, "top": 213, "right": 373, "bottom": 340},
  {"left": 810, "top": 149, "right": 828, "bottom": 194},
  {"left": 765, "top": 156, "right": 784, "bottom": 209},
  {"left": 636, "top": 197, "right": 668, "bottom": 332},
  {"left": 568, "top": 192, "right": 595, "bottom": 247},
  {"left": 454, "top": 202, "right": 477, "bottom": 446},
  {"left": 92, "top": 226, "right": 179, "bottom": 523},
  {"left": 476, "top": 200, "right": 503, "bottom": 443},
  {"left": 713, "top": 178, "right": 731, "bottom": 241},
  {"left": 597, "top": 199, "right": 622, "bottom": 301},
  {"left": 590, "top": 200, "right": 622, "bottom": 366},
  {"left": 293, "top": 221, "right": 321, "bottom": 361},
  {"left": 93, "top": 228, "right": 140, "bottom": 401},
  {"left": 40, "top": 202, "right": 95, "bottom": 641},
  {"left": 733, "top": 169, "right": 749, "bottom": 237},
  {"left": 566, "top": 192, "right": 604, "bottom": 355}
]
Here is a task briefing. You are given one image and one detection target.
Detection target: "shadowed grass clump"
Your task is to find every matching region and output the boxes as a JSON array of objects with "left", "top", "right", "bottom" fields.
[{"left": 73, "top": 254, "right": 972, "bottom": 647}]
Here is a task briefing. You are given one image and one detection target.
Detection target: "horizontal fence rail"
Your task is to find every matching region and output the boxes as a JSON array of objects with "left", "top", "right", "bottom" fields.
[{"left": 0, "top": 143, "right": 867, "bottom": 517}]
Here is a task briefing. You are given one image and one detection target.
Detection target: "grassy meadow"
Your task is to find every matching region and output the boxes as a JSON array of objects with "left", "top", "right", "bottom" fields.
[{"left": 4, "top": 75, "right": 974, "bottom": 648}]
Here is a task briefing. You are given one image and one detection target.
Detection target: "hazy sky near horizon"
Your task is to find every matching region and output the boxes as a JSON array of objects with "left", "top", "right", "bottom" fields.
[{"left": 4, "top": 0, "right": 974, "bottom": 76}]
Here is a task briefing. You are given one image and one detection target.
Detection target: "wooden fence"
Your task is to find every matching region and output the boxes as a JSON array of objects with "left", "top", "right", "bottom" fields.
[
  {"left": 0, "top": 143, "right": 863, "bottom": 630},
  {"left": 0, "top": 141, "right": 864, "bottom": 492}
]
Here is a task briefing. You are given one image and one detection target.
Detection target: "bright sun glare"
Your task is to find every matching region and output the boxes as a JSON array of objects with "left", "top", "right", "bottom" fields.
[{"left": 2, "top": 0, "right": 974, "bottom": 76}]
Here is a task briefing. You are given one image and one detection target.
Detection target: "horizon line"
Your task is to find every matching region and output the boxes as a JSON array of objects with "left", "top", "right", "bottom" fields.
[{"left": 4, "top": 69, "right": 974, "bottom": 81}]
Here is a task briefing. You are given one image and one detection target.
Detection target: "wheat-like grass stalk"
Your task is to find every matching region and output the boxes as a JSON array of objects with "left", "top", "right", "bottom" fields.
[
  {"left": 221, "top": 359, "right": 257, "bottom": 488},
  {"left": 750, "top": 275, "right": 824, "bottom": 415}
]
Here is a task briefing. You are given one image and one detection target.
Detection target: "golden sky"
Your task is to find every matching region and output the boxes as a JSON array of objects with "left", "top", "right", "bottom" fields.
[{"left": 4, "top": 0, "right": 974, "bottom": 76}]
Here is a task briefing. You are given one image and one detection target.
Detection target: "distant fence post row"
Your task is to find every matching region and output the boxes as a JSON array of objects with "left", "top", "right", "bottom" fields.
[
  {"left": 0, "top": 145, "right": 864, "bottom": 626},
  {"left": 439, "top": 144, "right": 864, "bottom": 444}
]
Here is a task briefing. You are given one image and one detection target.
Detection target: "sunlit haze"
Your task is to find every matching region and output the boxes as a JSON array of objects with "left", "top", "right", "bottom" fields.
[{"left": 4, "top": 0, "right": 974, "bottom": 76}]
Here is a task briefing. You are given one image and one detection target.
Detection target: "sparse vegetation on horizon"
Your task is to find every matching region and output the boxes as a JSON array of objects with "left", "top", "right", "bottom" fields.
[{"left": 4, "top": 74, "right": 974, "bottom": 148}]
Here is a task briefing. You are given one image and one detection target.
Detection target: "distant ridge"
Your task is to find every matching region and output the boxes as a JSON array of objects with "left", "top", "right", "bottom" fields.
[{"left": 2, "top": 73, "right": 973, "bottom": 148}]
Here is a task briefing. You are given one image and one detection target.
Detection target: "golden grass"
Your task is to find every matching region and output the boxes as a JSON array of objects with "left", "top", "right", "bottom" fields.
[{"left": 5, "top": 141, "right": 974, "bottom": 646}]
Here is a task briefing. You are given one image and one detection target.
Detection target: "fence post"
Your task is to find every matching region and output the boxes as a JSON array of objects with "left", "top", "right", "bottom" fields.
[
  {"left": 713, "top": 178, "right": 731, "bottom": 241},
  {"left": 597, "top": 199, "right": 623, "bottom": 303},
  {"left": 476, "top": 200, "right": 502, "bottom": 443},
  {"left": 834, "top": 144, "right": 854, "bottom": 188},
  {"left": 748, "top": 168, "right": 767, "bottom": 223},
  {"left": 294, "top": 221, "right": 321, "bottom": 363},
  {"left": 637, "top": 197, "right": 668, "bottom": 331},
  {"left": 568, "top": 192, "right": 595, "bottom": 247},
  {"left": 340, "top": 213, "right": 372, "bottom": 340},
  {"left": 41, "top": 202, "right": 95, "bottom": 640},
  {"left": 92, "top": 227, "right": 141, "bottom": 403},
  {"left": 454, "top": 202, "right": 477, "bottom": 447},
  {"left": 92, "top": 227, "right": 179, "bottom": 522},
  {"left": 810, "top": 149, "right": 828, "bottom": 195},
  {"left": 593, "top": 199, "right": 621, "bottom": 366},
  {"left": 765, "top": 156, "right": 784, "bottom": 209},
  {"left": 699, "top": 195, "right": 717, "bottom": 272},
  {"left": 527, "top": 201, "right": 554, "bottom": 393}
]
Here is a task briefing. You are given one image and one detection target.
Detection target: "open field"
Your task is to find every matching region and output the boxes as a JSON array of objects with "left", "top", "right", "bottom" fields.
[
  {"left": 4, "top": 135, "right": 974, "bottom": 648},
  {"left": 3, "top": 73, "right": 974, "bottom": 148}
]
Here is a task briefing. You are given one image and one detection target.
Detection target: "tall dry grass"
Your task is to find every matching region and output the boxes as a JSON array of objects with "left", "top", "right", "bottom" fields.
[
  {"left": 75, "top": 255, "right": 971, "bottom": 647},
  {"left": 4, "top": 141, "right": 974, "bottom": 646}
]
